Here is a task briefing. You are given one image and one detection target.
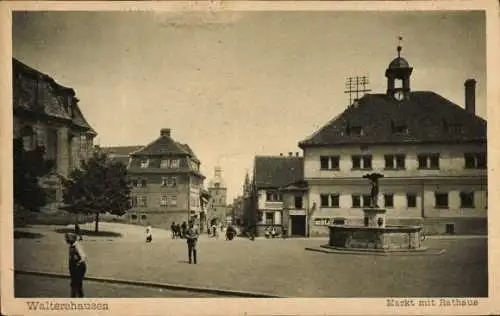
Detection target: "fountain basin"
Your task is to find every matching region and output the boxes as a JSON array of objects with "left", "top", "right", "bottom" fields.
[{"left": 328, "top": 224, "right": 424, "bottom": 252}]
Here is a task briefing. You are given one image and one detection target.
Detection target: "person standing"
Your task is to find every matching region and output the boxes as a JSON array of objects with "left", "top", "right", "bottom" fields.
[
  {"left": 65, "top": 233, "right": 87, "bottom": 298},
  {"left": 181, "top": 221, "right": 187, "bottom": 239},
  {"left": 145, "top": 225, "right": 152, "bottom": 243},
  {"left": 185, "top": 221, "right": 199, "bottom": 264},
  {"left": 170, "top": 222, "right": 176, "bottom": 239}
]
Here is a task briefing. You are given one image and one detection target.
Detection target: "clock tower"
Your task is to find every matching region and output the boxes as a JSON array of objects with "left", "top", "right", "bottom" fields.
[{"left": 385, "top": 38, "right": 413, "bottom": 101}]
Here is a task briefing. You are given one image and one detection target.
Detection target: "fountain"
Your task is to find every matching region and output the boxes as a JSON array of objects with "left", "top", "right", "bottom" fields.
[{"left": 326, "top": 173, "right": 426, "bottom": 253}]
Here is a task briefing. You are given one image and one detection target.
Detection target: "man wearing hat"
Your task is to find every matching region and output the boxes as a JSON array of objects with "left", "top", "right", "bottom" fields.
[{"left": 185, "top": 220, "right": 199, "bottom": 264}]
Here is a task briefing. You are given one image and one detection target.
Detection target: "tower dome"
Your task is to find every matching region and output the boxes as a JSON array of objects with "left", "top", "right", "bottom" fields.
[{"left": 388, "top": 57, "right": 410, "bottom": 69}]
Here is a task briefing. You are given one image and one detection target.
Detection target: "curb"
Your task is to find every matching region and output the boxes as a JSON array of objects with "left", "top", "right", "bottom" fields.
[{"left": 14, "top": 270, "right": 282, "bottom": 298}]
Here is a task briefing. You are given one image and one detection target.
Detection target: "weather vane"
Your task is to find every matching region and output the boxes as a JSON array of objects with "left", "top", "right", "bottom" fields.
[{"left": 397, "top": 36, "right": 403, "bottom": 57}]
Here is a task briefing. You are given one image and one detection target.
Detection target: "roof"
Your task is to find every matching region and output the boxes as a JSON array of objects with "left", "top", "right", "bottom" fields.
[
  {"left": 388, "top": 57, "right": 410, "bottom": 69},
  {"left": 13, "top": 58, "right": 96, "bottom": 134},
  {"left": 254, "top": 156, "right": 304, "bottom": 189},
  {"left": 299, "top": 91, "right": 487, "bottom": 147},
  {"left": 280, "top": 180, "right": 309, "bottom": 191},
  {"left": 132, "top": 134, "right": 199, "bottom": 162},
  {"left": 102, "top": 146, "right": 144, "bottom": 156}
]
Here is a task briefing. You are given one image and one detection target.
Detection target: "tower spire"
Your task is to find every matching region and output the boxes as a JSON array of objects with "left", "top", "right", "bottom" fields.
[{"left": 397, "top": 36, "right": 403, "bottom": 58}]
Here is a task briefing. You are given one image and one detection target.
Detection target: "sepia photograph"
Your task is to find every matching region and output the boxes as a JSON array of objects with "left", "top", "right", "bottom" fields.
[{"left": 1, "top": 1, "right": 499, "bottom": 315}]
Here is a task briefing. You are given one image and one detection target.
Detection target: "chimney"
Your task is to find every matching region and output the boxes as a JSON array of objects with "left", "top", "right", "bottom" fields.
[
  {"left": 160, "top": 128, "right": 171, "bottom": 137},
  {"left": 465, "top": 79, "right": 476, "bottom": 115},
  {"left": 288, "top": 152, "right": 293, "bottom": 157}
]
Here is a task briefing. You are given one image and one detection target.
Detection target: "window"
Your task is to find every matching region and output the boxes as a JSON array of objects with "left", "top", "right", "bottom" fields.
[
  {"left": 131, "top": 179, "right": 138, "bottom": 187},
  {"left": 294, "top": 196, "right": 303, "bottom": 209},
  {"left": 384, "top": 154, "right": 406, "bottom": 169},
  {"left": 352, "top": 155, "right": 372, "bottom": 170},
  {"left": 320, "top": 194, "right": 329, "bottom": 207},
  {"left": 141, "top": 179, "right": 147, "bottom": 188},
  {"left": 140, "top": 196, "right": 148, "bottom": 207},
  {"left": 140, "top": 159, "right": 149, "bottom": 168},
  {"left": 160, "top": 159, "right": 180, "bottom": 169},
  {"left": 170, "top": 195, "right": 177, "bottom": 206},
  {"left": 320, "top": 156, "right": 340, "bottom": 170},
  {"left": 362, "top": 195, "right": 371, "bottom": 207},
  {"left": 141, "top": 214, "right": 147, "bottom": 221},
  {"left": 392, "top": 122, "right": 408, "bottom": 135},
  {"left": 162, "top": 176, "right": 177, "bottom": 188},
  {"left": 320, "top": 194, "right": 340, "bottom": 208},
  {"left": 266, "top": 191, "right": 281, "bottom": 201},
  {"left": 435, "top": 193, "right": 448, "bottom": 209},
  {"left": 418, "top": 153, "right": 440, "bottom": 169},
  {"left": 160, "top": 160, "right": 169, "bottom": 168},
  {"left": 464, "top": 153, "right": 487, "bottom": 169},
  {"left": 320, "top": 156, "right": 329, "bottom": 170},
  {"left": 384, "top": 194, "right": 394, "bottom": 208},
  {"left": 460, "top": 192, "right": 475, "bottom": 208},
  {"left": 407, "top": 194, "right": 417, "bottom": 208},
  {"left": 131, "top": 214, "right": 138, "bottom": 220},
  {"left": 160, "top": 194, "right": 168, "bottom": 206},
  {"left": 352, "top": 194, "right": 371, "bottom": 208},
  {"left": 265, "top": 212, "right": 274, "bottom": 225},
  {"left": 352, "top": 155, "right": 361, "bottom": 169},
  {"left": 331, "top": 194, "right": 340, "bottom": 208},
  {"left": 352, "top": 195, "right": 361, "bottom": 208},
  {"left": 131, "top": 196, "right": 138, "bottom": 207},
  {"left": 348, "top": 126, "right": 364, "bottom": 136}
]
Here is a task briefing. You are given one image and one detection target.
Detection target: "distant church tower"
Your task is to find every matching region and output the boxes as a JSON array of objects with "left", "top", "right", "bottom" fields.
[{"left": 207, "top": 166, "right": 228, "bottom": 226}]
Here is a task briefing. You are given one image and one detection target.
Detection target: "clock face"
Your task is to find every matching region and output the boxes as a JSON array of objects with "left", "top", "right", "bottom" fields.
[{"left": 394, "top": 90, "right": 405, "bottom": 101}]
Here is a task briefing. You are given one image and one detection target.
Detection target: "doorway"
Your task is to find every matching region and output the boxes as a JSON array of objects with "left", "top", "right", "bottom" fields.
[{"left": 290, "top": 215, "right": 306, "bottom": 236}]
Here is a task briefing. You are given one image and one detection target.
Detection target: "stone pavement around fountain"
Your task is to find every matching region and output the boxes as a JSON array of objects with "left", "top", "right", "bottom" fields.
[{"left": 13, "top": 223, "right": 488, "bottom": 297}]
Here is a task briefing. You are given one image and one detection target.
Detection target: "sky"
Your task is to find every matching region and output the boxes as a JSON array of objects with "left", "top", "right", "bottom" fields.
[{"left": 12, "top": 10, "right": 486, "bottom": 203}]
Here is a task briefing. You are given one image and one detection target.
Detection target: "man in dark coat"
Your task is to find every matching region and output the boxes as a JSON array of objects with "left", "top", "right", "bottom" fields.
[{"left": 185, "top": 221, "right": 199, "bottom": 264}]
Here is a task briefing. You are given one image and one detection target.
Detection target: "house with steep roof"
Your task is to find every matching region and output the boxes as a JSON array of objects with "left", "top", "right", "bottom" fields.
[
  {"left": 299, "top": 45, "right": 487, "bottom": 236},
  {"left": 13, "top": 58, "right": 97, "bottom": 210},
  {"left": 251, "top": 153, "right": 305, "bottom": 236},
  {"left": 110, "top": 128, "right": 206, "bottom": 229}
]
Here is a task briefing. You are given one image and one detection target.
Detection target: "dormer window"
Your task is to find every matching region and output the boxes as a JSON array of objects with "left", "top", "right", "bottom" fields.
[
  {"left": 160, "top": 159, "right": 180, "bottom": 169},
  {"left": 140, "top": 159, "right": 149, "bottom": 168},
  {"left": 442, "top": 120, "right": 463, "bottom": 133},
  {"left": 464, "top": 153, "right": 487, "bottom": 169},
  {"left": 347, "top": 124, "right": 364, "bottom": 136},
  {"left": 391, "top": 121, "right": 408, "bottom": 135}
]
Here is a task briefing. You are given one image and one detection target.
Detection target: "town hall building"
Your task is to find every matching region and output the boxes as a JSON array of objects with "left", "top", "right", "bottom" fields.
[
  {"left": 247, "top": 44, "right": 487, "bottom": 237},
  {"left": 298, "top": 45, "right": 487, "bottom": 236}
]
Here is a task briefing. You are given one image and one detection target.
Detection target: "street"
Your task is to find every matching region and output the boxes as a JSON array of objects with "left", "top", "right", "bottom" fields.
[{"left": 14, "top": 223, "right": 488, "bottom": 297}]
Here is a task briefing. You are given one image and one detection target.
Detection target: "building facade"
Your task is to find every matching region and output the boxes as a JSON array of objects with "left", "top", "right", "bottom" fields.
[
  {"left": 207, "top": 166, "right": 228, "bottom": 227},
  {"left": 13, "top": 58, "right": 97, "bottom": 210},
  {"left": 298, "top": 47, "right": 487, "bottom": 236},
  {"left": 252, "top": 153, "right": 304, "bottom": 236},
  {"left": 110, "top": 128, "right": 205, "bottom": 229}
]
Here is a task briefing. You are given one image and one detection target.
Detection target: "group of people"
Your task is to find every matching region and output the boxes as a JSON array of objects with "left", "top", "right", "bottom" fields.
[
  {"left": 65, "top": 220, "right": 201, "bottom": 298},
  {"left": 170, "top": 221, "right": 189, "bottom": 239}
]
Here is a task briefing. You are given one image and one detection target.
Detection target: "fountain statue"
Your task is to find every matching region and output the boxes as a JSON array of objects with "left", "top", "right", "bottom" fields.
[{"left": 324, "top": 172, "right": 427, "bottom": 253}]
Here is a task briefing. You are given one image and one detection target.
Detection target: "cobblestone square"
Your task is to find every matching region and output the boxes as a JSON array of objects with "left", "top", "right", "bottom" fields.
[{"left": 14, "top": 224, "right": 488, "bottom": 297}]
